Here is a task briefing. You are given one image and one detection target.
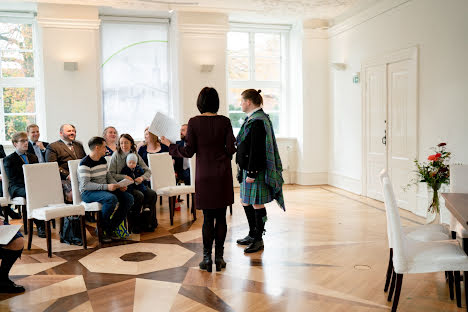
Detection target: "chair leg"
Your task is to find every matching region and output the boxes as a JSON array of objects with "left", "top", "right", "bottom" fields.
[
  {"left": 59, "top": 217, "right": 64, "bottom": 235},
  {"left": 169, "top": 196, "right": 174, "bottom": 226},
  {"left": 22, "top": 206, "right": 28, "bottom": 235},
  {"left": 45, "top": 220, "right": 52, "bottom": 258},
  {"left": 96, "top": 212, "right": 103, "bottom": 248},
  {"left": 448, "top": 271, "right": 454, "bottom": 300},
  {"left": 385, "top": 248, "right": 393, "bottom": 292},
  {"left": 3, "top": 206, "right": 9, "bottom": 224},
  {"left": 388, "top": 269, "right": 396, "bottom": 302},
  {"left": 159, "top": 196, "right": 162, "bottom": 205},
  {"left": 187, "top": 194, "right": 189, "bottom": 208},
  {"left": 80, "top": 215, "right": 87, "bottom": 250},
  {"left": 51, "top": 218, "right": 56, "bottom": 229},
  {"left": 464, "top": 271, "right": 468, "bottom": 312},
  {"left": 191, "top": 193, "right": 196, "bottom": 221},
  {"left": 391, "top": 274, "right": 403, "bottom": 312},
  {"left": 27, "top": 219, "right": 33, "bottom": 250},
  {"left": 230, "top": 205, "right": 232, "bottom": 215},
  {"left": 455, "top": 271, "right": 462, "bottom": 307}
]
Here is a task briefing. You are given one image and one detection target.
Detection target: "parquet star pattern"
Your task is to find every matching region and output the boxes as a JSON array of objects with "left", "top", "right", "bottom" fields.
[{"left": 0, "top": 186, "right": 463, "bottom": 311}]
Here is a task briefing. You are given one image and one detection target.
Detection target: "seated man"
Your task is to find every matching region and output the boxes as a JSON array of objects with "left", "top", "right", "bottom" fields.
[
  {"left": 27, "top": 124, "right": 49, "bottom": 163},
  {"left": 0, "top": 217, "right": 25, "bottom": 293},
  {"left": 78, "top": 137, "right": 133, "bottom": 243},
  {"left": 45, "top": 124, "right": 86, "bottom": 203},
  {"left": 0, "top": 144, "right": 20, "bottom": 220},
  {"left": 3, "top": 132, "right": 45, "bottom": 238},
  {"left": 174, "top": 124, "right": 191, "bottom": 186}
]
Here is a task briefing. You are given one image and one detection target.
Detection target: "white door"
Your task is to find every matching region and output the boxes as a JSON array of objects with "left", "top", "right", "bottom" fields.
[
  {"left": 387, "top": 59, "right": 418, "bottom": 210},
  {"left": 363, "top": 47, "right": 418, "bottom": 212},
  {"left": 364, "top": 65, "right": 387, "bottom": 201}
]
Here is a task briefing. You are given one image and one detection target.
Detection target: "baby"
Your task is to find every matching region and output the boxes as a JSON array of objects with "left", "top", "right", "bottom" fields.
[{"left": 120, "top": 153, "right": 147, "bottom": 194}]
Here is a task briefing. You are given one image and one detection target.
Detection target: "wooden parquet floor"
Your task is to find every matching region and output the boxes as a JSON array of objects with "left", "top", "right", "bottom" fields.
[{"left": 0, "top": 185, "right": 462, "bottom": 311}]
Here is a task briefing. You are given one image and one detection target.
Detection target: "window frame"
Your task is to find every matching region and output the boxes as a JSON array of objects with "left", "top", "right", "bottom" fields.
[
  {"left": 227, "top": 23, "right": 290, "bottom": 136},
  {"left": 99, "top": 16, "right": 171, "bottom": 141},
  {"left": 0, "top": 13, "right": 42, "bottom": 145}
]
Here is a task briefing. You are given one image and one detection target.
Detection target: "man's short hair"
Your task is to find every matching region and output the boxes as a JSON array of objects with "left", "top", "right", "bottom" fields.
[
  {"left": 88, "top": 136, "right": 106, "bottom": 150},
  {"left": 60, "top": 124, "right": 76, "bottom": 133},
  {"left": 11, "top": 132, "right": 28, "bottom": 144},
  {"left": 26, "top": 124, "right": 39, "bottom": 133}
]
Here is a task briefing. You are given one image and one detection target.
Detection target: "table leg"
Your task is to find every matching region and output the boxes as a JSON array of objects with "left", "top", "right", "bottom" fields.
[{"left": 463, "top": 238, "right": 468, "bottom": 311}]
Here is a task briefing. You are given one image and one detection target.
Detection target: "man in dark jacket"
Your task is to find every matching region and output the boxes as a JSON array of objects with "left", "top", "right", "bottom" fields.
[
  {"left": 27, "top": 124, "right": 48, "bottom": 163},
  {"left": 4, "top": 132, "right": 45, "bottom": 237},
  {"left": 45, "top": 124, "right": 86, "bottom": 203}
]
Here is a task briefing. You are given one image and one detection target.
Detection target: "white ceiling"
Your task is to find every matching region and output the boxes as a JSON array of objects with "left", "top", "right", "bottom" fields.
[{"left": 3, "top": 0, "right": 380, "bottom": 22}]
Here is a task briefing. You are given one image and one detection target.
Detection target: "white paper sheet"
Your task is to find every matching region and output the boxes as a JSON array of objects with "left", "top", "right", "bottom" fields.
[
  {"left": 117, "top": 179, "right": 134, "bottom": 188},
  {"left": 148, "top": 112, "right": 180, "bottom": 143},
  {"left": 0, "top": 224, "right": 22, "bottom": 245}
]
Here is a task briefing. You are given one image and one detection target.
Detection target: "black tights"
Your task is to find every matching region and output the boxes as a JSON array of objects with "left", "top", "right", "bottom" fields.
[{"left": 202, "top": 207, "right": 227, "bottom": 250}]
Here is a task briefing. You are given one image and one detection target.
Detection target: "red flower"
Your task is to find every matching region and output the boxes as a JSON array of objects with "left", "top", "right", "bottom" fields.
[
  {"left": 437, "top": 143, "right": 447, "bottom": 147},
  {"left": 428, "top": 153, "right": 442, "bottom": 161}
]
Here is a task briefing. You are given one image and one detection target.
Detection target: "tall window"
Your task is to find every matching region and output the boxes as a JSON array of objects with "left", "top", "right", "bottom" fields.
[
  {"left": 0, "top": 18, "right": 38, "bottom": 142},
  {"left": 101, "top": 19, "right": 169, "bottom": 139},
  {"left": 227, "top": 25, "right": 289, "bottom": 135}
]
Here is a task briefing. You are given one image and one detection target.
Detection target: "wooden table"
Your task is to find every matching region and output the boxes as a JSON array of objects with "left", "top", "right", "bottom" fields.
[{"left": 442, "top": 192, "right": 468, "bottom": 311}]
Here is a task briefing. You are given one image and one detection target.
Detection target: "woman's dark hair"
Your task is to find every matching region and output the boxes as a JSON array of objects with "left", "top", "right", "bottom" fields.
[
  {"left": 197, "top": 87, "right": 219, "bottom": 114},
  {"left": 241, "top": 89, "right": 263, "bottom": 106},
  {"left": 117, "top": 133, "right": 137, "bottom": 154}
]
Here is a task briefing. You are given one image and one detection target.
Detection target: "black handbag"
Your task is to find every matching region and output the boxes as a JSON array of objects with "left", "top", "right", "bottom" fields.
[{"left": 60, "top": 216, "right": 82, "bottom": 246}]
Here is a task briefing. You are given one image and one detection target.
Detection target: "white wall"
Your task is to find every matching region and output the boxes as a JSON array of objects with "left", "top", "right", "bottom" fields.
[
  {"left": 328, "top": 0, "right": 468, "bottom": 196},
  {"left": 37, "top": 4, "right": 101, "bottom": 151}
]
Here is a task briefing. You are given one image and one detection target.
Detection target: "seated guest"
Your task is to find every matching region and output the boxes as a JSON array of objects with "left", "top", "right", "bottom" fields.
[
  {"left": 45, "top": 124, "right": 86, "bottom": 203},
  {"left": 103, "top": 126, "right": 118, "bottom": 156},
  {"left": 174, "top": 124, "right": 191, "bottom": 186},
  {"left": 27, "top": 124, "right": 49, "bottom": 163},
  {"left": 0, "top": 218, "right": 25, "bottom": 293},
  {"left": 3, "top": 132, "right": 45, "bottom": 238},
  {"left": 78, "top": 136, "right": 133, "bottom": 243},
  {"left": 137, "top": 127, "right": 168, "bottom": 166},
  {"left": 110, "top": 134, "right": 157, "bottom": 233},
  {"left": 0, "top": 144, "right": 20, "bottom": 220}
]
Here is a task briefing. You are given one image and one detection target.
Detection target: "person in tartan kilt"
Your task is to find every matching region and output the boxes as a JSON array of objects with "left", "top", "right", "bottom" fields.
[{"left": 236, "top": 89, "right": 285, "bottom": 253}]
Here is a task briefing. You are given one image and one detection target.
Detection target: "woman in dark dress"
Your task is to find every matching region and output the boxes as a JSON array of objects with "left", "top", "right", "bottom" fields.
[
  {"left": 235, "top": 89, "right": 285, "bottom": 253},
  {"left": 161, "top": 87, "right": 236, "bottom": 272}
]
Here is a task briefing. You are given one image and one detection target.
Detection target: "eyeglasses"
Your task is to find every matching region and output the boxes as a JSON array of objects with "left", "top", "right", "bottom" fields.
[{"left": 18, "top": 139, "right": 28, "bottom": 143}]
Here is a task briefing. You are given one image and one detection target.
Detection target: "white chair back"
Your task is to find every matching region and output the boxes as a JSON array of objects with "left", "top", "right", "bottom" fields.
[
  {"left": 380, "top": 169, "right": 408, "bottom": 273},
  {"left": 68, "top": 159, "right": 83, "bottom": 205},
  {"left": 190, "top": 155, "right": 196, "bottom": 186},
  {"left": 0, "top": 158, "right": 11, "bottom": 201},
  {"left": 23, "top": 162, "right": 64, "bottom": 214},
  {"left": 148, "top": 153, "right": 176, "bottom": 190},
  {"left": 105, "top": 156, "right": 111, "bottom": 167},
  {"left": 450, "top": 164, "right": 468, "bottom": 193}
]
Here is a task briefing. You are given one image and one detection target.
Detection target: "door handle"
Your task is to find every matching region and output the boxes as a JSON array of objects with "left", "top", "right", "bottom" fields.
[{"left": 381, "top": 135, "right": 386, "bottom": 145}]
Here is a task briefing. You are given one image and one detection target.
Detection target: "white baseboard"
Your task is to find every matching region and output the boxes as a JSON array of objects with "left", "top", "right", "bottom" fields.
[
  {"left": 291, "top": 171, "right": 328, "bottom": 185},
  {"left": 328, "top": 172, "right": 362, "bottom": 194}
]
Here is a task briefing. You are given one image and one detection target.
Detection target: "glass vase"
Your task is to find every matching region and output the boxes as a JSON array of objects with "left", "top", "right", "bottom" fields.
[{"left": 426, "top": 184, "right": 441, "bottom": 224}]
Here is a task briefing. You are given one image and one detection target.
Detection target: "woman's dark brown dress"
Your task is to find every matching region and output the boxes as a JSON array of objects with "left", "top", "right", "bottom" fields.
[{"left": 169, "top": 115, "right": 236, "bottom": 210}]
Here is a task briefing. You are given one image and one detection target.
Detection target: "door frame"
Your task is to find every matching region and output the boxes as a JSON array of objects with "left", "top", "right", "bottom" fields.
[{"left": 361, "top": 46, "right": 419, "bottom": 199}]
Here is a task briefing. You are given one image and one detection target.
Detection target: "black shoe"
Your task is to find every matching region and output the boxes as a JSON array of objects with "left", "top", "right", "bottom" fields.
[
  {"left": 37, "top": 226, "right": 46, "bottom": 238},
  {"left": 7, "top": 209, "right": 21, "bottom": 220},
  {"left": 244, "top": 239, "right": 264, "bottom": 253},
  {"left": 0, "top": 280, "right": 25, "bottom": 293},
  {"left": 236, "top": 235, "right": 255, "bottom": 245},
  {"left": 199, "top": 248, "right": 212, "bottom": 272},
  {"left": 215, "top": 246, "right": 226, "bottom": 272},
  {"left": 101, "top": 231, "right": 112, "bottom": 243}
]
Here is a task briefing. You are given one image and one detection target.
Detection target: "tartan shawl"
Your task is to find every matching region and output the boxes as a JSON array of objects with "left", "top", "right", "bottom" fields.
[{"left": 237, "top": 109, "right": 285, "bottom": 211}]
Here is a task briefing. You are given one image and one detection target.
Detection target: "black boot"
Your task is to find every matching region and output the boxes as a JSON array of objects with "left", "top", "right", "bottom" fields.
[
  {"left": 0, "top": 248, "right": 25, "bottom": 293},
  {"left": 199, "top": 248, "right": 213, "bottom": 272},
  {"left": 245, "top": 208, "right": 266, "bottom": 253},
  {"left": 215, "top": 246, "right": 226, "bottom": 271},
  {"left": 237, "top": 205, "right": 256, "bottom": 245}
]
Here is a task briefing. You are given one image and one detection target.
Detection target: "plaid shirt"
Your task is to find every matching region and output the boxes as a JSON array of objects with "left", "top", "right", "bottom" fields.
[{"left": 237, "top": 109, "right": 285, "bottom": 211}]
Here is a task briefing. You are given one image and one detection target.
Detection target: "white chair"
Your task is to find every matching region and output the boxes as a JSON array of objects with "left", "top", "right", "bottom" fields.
[
  {"left": 0, "top": 158, "right": 28, "bottom": 233},
  {"left": 148, "top": 153, "right": 195, "bottom": 225},
  {"left": 68, "top": 159, "right": 104, "bottom": 246},
  {"left": 380, "top": 170, "right": 468, "bottom": 311},
  {"left": 23, "top": 162, "right": 85, "bottom": 257},
  {"left": 448, "top": 164, "right": 468, "bottom": 239}
]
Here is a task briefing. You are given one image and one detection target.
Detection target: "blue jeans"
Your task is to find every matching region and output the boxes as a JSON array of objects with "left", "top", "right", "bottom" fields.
[{"left": 81, "top": 190, "right": 134, "bottom": 233}]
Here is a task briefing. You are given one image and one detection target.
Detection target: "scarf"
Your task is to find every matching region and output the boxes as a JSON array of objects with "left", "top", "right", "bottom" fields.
[{"left": 237, "top": 109, "right": 285, "bottom": 211}]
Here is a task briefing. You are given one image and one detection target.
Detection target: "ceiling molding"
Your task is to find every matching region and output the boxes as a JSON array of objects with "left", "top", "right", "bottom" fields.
[
  {"left": 178, "top": 23, "right": 229, "bottom": 36},
  {"left": 303, "top": 28, "right": 328, "bottom": 39},
  {"left": 37, "top": 17, "right": 101, "bottom": 29},
  {"left": 328, "top": 0, "right": 411, "bottom": 37}
]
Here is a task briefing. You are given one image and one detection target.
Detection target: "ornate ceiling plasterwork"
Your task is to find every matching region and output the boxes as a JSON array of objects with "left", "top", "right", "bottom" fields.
[{"left": 252, "top": 0, "right": 359, "bottom": 18}]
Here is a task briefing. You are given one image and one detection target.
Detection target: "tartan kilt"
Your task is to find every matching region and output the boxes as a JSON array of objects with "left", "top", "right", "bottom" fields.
[{"left": 239, "top": 169, "right": 274, "bottom": 205}]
